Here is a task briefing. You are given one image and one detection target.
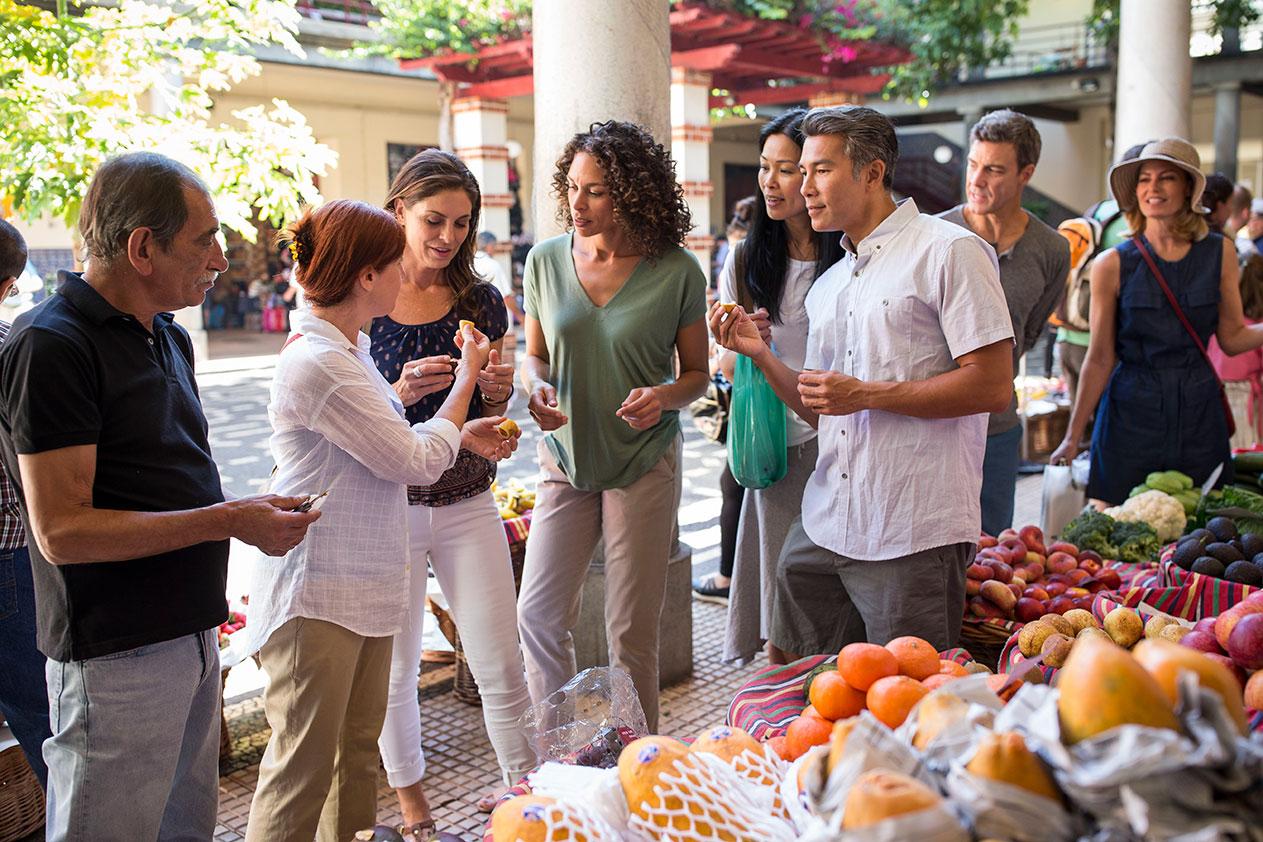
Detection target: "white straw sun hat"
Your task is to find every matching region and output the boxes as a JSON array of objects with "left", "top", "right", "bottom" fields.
[{"left": 1108, "top": 137, "right": 1207, "bottom": 215}]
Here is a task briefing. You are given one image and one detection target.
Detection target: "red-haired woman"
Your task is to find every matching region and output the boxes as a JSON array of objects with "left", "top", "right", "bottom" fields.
[
  {"left": 372, "top": 150, "right": 536, "bottom": 834},
  {"left": 243, "top": 199, "right": 518, "bottom": 842}
]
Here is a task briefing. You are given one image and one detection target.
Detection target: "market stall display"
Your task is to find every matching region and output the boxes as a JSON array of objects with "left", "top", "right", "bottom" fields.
[{"left": 485, "top": 635, "right": 1263, "bottom": 841}]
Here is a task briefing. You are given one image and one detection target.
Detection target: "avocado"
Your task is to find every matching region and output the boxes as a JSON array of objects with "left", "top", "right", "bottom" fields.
[
  {"left": 1207, "top": 516, "right": 1239, "bottom": 543},
  {"left": 1225, "top": 560, "right": 1263, "bottom": 586},
  {"left": 1241, "top": 533, "right": 1263, "bottom": 559},
  {"left": 1172, "top": 540, "right": 1203, "bottom": 570},
  {"left": 1206, "top": 542, "right": 1244, "bottom": 565},
  {"left": 1191, "top": 556, "right": 1226, "bottom": 578},
  {"left": 1185, "top": 528, "right": 1215, "bottom": 546}
]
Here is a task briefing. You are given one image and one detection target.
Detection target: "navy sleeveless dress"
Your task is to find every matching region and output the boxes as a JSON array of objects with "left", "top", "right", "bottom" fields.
[{"left": 1088, "top": 234, "right": 1232, "bottom": 504}]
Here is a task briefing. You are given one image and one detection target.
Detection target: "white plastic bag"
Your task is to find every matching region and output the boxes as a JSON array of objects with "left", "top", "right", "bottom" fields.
[{"left": 1041, "top": 461, "right": 1086, "bottom": 538}]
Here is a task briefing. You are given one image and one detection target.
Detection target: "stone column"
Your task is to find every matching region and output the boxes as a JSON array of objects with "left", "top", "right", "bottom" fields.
[
  {"left": 453, "top": 96, "right": 513, "bottom": 280},
  {"left": 1113, "top": 0, "right": 1191, "bottom": 154},
  {"left": 1214, "top": 82, "right": 1241, "bottom": 181},
  {"left": 530, "top": 0, "right": 692, "bottom": 689},
  {"left": 531, "top": 0, "right": 672, "bottom": 241},
  {"left": 671, "top": 68, "right": 714, "bottom": 275}
]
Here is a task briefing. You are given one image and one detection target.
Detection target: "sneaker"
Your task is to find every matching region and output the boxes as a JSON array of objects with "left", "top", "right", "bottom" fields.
[{"left": 692, "top": 573, "right": 730, "bottom": 604}]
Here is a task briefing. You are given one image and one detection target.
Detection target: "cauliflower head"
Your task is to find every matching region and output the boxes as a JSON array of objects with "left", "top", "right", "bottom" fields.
[{"left": 1104, "top": 490, "right": 1187, "bottom": 543}]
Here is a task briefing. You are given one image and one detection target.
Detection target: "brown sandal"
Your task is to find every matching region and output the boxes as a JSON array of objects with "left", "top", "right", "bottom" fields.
[{"left": 399, "top": 819, "right": 436, "bottom": 841}]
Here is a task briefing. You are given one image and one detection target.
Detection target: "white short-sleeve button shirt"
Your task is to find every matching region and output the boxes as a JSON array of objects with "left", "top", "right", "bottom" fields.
[{"left": 802, "top": 199, "right": 1014, "bottom": 560}]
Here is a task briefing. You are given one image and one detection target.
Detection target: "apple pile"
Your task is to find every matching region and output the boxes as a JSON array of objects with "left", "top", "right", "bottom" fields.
[
  {"left": 968, "top": 525, "right": 1124, "bottom": 623},
  {"left": 1179, "top": 591, "right": 1263, "bottom": 711},
  {"left": 218, "top": 610, "right": 247, "bottom": 649}
]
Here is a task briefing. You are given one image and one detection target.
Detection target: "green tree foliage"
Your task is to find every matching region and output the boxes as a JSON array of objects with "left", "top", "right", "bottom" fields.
[
  {"left": 869, "top": 0, "right": 1028, "bottom": 104},
  {"left": 355, "top": 0, "right": 530, "bottom": 58},
  {"left": 358, "top": 0, "right": 1028, "bottom": 105},
  {"left": 0, "top": 0, "right": 336, "bottom": 240}
]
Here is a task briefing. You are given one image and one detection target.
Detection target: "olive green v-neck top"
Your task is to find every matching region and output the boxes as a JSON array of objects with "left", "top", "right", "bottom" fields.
[{"left": 524, "top": 234, "right": 707, "bottom": 491}]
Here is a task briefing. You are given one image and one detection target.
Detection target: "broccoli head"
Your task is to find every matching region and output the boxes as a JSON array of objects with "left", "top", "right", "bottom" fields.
[
  {"left": 1060, "top": 509, "right": 1119, "bottom": 558},
  {"left": 1109, "top": 520, "right": 1160, "bottom": 563}
]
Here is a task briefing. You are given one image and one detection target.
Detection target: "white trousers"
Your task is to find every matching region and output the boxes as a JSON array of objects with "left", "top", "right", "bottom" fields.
[{"left": 377, "top": 491, "right": 536, "bottom": 787}]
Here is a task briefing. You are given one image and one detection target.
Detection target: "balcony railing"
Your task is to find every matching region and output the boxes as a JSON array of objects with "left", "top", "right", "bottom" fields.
[
  {"left": 979, "top": 22, "right": 1110, "bottom": 81},
  {"left": 296, "top": 0, "right": 380, "bottom": 26}
]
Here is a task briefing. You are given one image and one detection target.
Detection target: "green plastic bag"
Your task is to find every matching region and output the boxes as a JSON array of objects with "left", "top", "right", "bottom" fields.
[{"left": 727, "top": 354, "right": 787, "bottom": 488}]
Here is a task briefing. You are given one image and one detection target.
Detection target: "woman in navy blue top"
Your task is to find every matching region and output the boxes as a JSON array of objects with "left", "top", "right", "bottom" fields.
[
  {"left": 370, "top": 150, "right": 534, "bottom": 839},
  {"left": 1052, "top": 139, "right": 1263, "bottom": 503}
]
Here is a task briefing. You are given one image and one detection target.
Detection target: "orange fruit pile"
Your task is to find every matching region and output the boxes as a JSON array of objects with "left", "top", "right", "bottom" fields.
[{"left": 768, "top": 636, "right": 1002, "bottom": 761}]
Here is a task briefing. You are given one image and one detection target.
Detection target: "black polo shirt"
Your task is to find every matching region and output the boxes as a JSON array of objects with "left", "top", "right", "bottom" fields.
[{"left": 0, "top": 272, "right": 228, "bottom": 661}]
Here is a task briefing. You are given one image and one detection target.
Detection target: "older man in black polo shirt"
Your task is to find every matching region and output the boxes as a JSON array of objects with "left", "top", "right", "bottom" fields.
[{"left": 0, "top": 152, "right": 321, "bottom": 842}]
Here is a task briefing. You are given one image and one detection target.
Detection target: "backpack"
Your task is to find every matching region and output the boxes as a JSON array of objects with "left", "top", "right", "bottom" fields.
[{"left": 1055, "top": 217, "right": 1101, "bottom": 331}]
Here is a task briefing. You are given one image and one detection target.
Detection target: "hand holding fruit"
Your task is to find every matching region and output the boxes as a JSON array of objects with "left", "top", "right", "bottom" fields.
[
  {"left": 393, "top": 355, "right": 455, "bottom": 407},
  {"left": 476, "top": 348, "right": 514, "bottom": 406},
  {"left": 798, "top": 369, "right": 868, "bottom": 416},
  {"left": 527, "top": 381, "right": 568, "bottom": 431},
  {"left": 461, "top": 416, "right": 519, "bottom": 462},
  {"left": 708, "top": 301, "right": 769, "bottom": 360},
  {"left": 617, "top": 386, "right": 663, "bottom": 431},
  {"left": 453, "top": 322, "right": 491, "bottom": 373}
]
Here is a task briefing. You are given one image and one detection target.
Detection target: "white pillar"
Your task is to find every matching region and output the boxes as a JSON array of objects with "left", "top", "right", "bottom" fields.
[
  {"left": 531, "top": 0, "right": 671, "bottom": 241},
  {"left": 1114, "top": 0, "right": 1191, "bottom": 154},
  {"left": 671, "top": 68, "right": 713, "bottom": 276},
  {"left": 453, "top": 96, "right": 513, "bottom": 281}
]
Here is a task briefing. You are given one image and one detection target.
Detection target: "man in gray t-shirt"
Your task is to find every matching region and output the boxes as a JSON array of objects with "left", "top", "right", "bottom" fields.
[{"left": 939, "top": 109, "right": 1070, "bottom": 536}]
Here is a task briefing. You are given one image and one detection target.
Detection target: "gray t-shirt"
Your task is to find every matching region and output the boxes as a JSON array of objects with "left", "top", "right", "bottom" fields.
[{"left": 939, "top": 206, "right": 1070, "bottom": 435}]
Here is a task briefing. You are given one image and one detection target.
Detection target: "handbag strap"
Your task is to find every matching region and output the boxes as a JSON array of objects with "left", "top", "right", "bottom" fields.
[{"left": 1131, "top": 236, "right": 1223, "bottom": 385}]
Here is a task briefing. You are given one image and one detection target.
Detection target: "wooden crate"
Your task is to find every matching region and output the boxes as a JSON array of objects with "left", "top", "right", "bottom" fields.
[{"left": 1022, "top": 404, "right": 1070, "bottom": 461}]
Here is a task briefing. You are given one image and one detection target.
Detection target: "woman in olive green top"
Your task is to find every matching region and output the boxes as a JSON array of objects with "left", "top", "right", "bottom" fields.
[{"left": 517, "top": 121, "right": 709, "bottom": 729}]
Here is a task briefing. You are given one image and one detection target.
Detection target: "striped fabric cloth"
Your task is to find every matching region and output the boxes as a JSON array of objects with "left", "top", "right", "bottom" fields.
[
  {"left": 502, "top": 510, "right": 531, "bottom": 544},
  {"left": 725, "top": 649, "right": 975, "bottom": 740}
]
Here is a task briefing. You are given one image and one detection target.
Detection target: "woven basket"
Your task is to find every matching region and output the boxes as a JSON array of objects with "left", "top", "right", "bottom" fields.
[
  {"left": 453, "top": 534, "right": 528, "bottom": 706},
  {"left": 0, "top": 743, "right": 45, "bottom": 842},
  {"left": 960, "top": 617, "right": 1019, "bottom": 672}
]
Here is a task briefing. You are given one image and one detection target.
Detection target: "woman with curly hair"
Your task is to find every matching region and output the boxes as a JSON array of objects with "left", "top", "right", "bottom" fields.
[{"left": 516, "top": 120, "right": 709, "bottom": 728}]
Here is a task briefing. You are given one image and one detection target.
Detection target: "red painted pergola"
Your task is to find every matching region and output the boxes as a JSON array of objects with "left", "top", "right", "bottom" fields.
[{"left": 398, "top": 2, "right": 908, "bottom": 106}]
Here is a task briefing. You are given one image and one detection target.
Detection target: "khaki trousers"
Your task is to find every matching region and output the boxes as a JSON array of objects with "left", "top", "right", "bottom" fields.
[
  {"left": 517, "top": 435, "right": 682, "bottom": 731},
  {"left": 245, "top": 618, "right": 393, "bottom": 842}
]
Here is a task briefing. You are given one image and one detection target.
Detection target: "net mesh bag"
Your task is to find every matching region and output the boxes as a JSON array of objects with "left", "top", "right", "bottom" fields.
[
  {"left": 626, "top": 752, "right": 797, "bottom": 842},
  {"left": 728, "top": 744, "right": 792, "bottom": 823},
  {"left": 502, "top": 797, "right": 621, "bottom": 841}
]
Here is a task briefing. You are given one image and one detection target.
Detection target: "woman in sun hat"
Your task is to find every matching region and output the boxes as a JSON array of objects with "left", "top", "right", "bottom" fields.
[{"left": 1051, "top": 138, "right": 1263, "bottom": 503}]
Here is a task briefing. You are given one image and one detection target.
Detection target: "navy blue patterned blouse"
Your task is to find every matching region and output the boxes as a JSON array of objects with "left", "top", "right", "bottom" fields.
[{"left": 370, "top": 282, "right": 508, "bottom": 506}]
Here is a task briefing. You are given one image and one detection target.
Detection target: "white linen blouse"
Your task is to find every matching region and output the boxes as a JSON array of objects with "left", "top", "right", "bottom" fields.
[{"left": 245, "top": 309, "right": 462, "bottom": 652}]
